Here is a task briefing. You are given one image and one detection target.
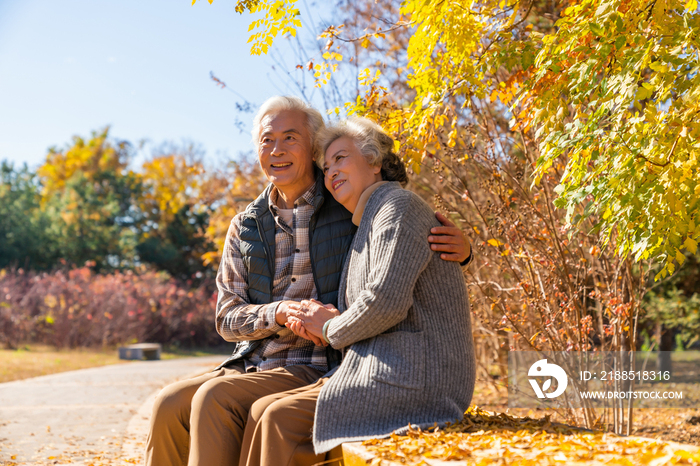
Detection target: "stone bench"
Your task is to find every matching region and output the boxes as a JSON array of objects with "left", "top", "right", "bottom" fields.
[{"left": 118, "top": 343, "right": 162, "bottom": 361}]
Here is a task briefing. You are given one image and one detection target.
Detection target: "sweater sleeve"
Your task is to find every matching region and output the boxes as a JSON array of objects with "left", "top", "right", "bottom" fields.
[{"left": 325, "top": 194, "right": 433, "bottom": 349}]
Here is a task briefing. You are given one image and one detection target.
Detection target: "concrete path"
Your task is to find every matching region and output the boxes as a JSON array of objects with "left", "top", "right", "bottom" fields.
[{"left": 0, "top": 355, "right": 226, "bottom": 465}]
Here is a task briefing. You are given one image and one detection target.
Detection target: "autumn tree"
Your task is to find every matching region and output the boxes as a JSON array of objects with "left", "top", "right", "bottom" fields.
[
  {"left": 517, "top": 0, "right": 700, "bottom": 281},
  {"left": 136, "top": 142, "right": 267, "bottom": 279},
  {"left": 5, "top": 126, "right": 266, "bottom": 279},
  {"left": 37, "top": 128, "right": 142, "bottom": 270},
  {"left": 202, "top": 157, "right": 268, "bottom": 268},
  {"left": 0, "top": 161, "right": 58, "bottom": 269},
  {"left": 137, "top": 143, "right": 218, "bottom": 281},
  {"left": 217, "top": 0, "right": 699, "bottom": 277}
]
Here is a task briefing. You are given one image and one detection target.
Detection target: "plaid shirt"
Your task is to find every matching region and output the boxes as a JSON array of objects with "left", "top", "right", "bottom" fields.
[{"left": 215, "top": 182, "right": 328, "bottom": 372}]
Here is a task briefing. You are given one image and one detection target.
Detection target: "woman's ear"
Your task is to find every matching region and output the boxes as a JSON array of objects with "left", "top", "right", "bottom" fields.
[{"left": 373, "top": 164, "right": 382, "bottom": 175}]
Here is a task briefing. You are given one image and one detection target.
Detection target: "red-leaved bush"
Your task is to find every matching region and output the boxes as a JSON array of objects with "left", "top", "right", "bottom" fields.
[{"left": 0, "top": 267, "right": 222, "bottom": 349}]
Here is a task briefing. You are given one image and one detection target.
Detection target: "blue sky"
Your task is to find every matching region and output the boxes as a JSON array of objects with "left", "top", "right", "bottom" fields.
[{"left": 0, "top": 0, "right": 334, "bottom": 169}]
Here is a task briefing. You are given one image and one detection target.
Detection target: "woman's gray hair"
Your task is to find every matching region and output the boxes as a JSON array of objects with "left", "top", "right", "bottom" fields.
[
  {"left": 316, "top": 117, "right": 408, "bottom": 186},
  {"left": 251, "top": 96, "right": 325, "bottom": 150}
]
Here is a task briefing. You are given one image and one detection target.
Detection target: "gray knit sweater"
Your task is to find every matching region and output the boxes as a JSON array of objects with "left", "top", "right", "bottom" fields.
[{"left": 312, "top": 182, "right": 475, "bottom": 453}]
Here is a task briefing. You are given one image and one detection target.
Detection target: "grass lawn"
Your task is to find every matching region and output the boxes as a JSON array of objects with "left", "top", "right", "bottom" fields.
[{"left": 0, "top": 344, "right": 230, "bottom": 383}]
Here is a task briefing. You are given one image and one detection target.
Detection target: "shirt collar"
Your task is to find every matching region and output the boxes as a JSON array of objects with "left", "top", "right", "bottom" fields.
[
  {"left": 268, "top": 181, "right": 318, "bottom": 213},
  {"left": 351, "top": 181, "right": 390, "bottom": 226}
]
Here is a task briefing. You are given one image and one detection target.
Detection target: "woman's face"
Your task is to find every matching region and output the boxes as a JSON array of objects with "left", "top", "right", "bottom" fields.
[{"left": 323, "top": 136, "right": 382, "bottom": 213}]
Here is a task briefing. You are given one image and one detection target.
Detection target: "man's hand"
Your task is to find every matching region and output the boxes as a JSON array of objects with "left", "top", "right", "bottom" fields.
[
  {"left": 286, "top": 299, "right": 339, "bottom": 341},
  {"left": 429, "top": 211, "right": 471, "bottom": 263},
  {"left": 275, "top": 300, "right": 301, "bottom": 326}
]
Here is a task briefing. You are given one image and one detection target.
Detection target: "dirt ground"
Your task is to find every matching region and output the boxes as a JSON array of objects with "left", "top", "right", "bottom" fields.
[{"left": 471, "top": 378, "right": 700, "bottom": 447}]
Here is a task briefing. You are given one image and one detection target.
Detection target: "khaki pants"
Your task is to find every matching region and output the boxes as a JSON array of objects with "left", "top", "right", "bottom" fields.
[
  {"left": 145, "top": 362, "right": 323, "bottom": 466},
  {"left": 239, "top": 377, "right": 342, "bottom": 466}
]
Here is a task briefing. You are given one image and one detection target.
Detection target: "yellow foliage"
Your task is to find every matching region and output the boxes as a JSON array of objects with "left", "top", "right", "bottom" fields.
[
  {"left": 363, "top": 407, "right": 700, "bottom": 465},
  {"left": 228, "top": 0, "right": 300, "bottom": 55},
  {"left": 234, "top": 0, "right": 699, "bottom": 278},
  {"left": 140, "top": 154, "right": 207, "bottom": 225},
  {"left": 37, "top": 127, "right": 134, "bottom": 202},
  {"left": 202, "top": 159, "right": 268, "bottom": 268}
]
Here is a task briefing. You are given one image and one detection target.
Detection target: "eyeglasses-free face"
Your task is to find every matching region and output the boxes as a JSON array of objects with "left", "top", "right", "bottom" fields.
[{"left": 323, "top": 136, "right": 382, "bottom": 213}]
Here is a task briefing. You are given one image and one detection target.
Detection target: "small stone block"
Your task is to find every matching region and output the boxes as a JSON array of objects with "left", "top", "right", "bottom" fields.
[{"left": 118, "top": 343, "right": 162, "bottom": 360}]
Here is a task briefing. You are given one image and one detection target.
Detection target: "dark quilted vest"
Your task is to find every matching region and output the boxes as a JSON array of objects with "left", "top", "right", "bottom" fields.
[{"left": 217, "top": 174, "right": 355, "bottom": 370}]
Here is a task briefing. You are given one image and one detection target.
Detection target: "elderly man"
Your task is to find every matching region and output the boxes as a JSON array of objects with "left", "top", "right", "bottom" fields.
[{"left": 145, "top": 96, "right": 471, "bottom": 466}]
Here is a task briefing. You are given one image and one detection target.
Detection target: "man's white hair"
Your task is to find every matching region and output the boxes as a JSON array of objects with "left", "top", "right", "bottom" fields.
[{"left": 251, "top": 96, "right": 325, "bottom": 151}]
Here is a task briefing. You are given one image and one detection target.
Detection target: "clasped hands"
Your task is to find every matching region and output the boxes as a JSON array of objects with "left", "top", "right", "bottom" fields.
[{"left": 283, "top": 299, "right": 339, "bottom": 347}]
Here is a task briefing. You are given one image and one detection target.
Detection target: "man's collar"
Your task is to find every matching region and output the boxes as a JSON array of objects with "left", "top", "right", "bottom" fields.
[{"left": 268, "top": 179, "right": 318, "bottom": 212}]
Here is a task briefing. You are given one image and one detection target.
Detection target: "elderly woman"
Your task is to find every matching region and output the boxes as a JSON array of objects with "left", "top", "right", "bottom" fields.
[{"left": 239, "top": 117, "right": 475, "bottom": 466}]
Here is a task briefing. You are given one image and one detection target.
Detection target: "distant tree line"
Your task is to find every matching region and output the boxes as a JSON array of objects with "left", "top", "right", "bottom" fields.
[{"left": 0, "top": 128, "right": 266, "bottom": 282}]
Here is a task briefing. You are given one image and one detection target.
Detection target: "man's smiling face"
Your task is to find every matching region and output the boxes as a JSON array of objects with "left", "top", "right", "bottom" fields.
[{"left": 257, "top": 109, "right": 316, "bottom": 202}]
